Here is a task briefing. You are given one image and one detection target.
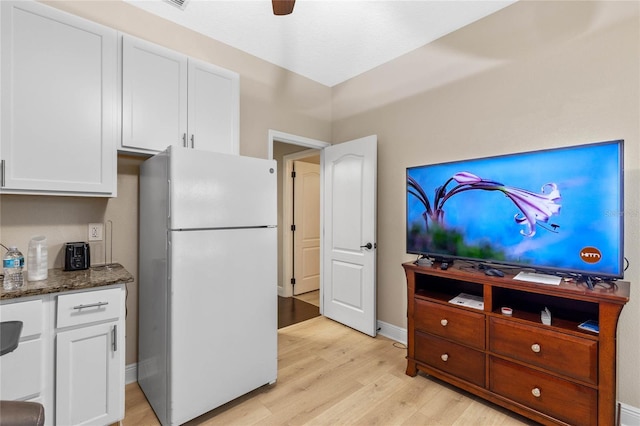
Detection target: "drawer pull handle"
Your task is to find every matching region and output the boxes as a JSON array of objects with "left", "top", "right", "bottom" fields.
[
  {"left": 531, "top": 343, "right": 541, "bottom": 353},
  {"left": 441, "top": 354, "right": 449, "bottom": 362},
  {"left": 440, "top": 319, "right": 448, "bottom": 327},
  {"left": 531, "top": 387, "right": 541, "bottom": 398},
  {"left": 73, "top": 301, "right": 109, "bottom": 310}
]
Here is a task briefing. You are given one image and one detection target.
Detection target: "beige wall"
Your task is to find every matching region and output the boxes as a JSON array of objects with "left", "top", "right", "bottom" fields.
[
  {"left": 0, "top": 0, "right": 332, "bottom": 366},
  {"left": 2, "top": 0, "right": 639, "bottom": 410},
  {"left": 332, "top": 1, "right": 640, "bottom": 408}
]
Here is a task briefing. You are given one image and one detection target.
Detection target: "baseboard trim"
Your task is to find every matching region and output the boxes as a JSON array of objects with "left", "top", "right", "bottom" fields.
[
  {"left": 125, "top": 363, "right": 137, "bottom": 385},
  {"left": 619, "top": 402, "right": 640, "bottom": 426},
  {"left": 376, "top": 320, "right": 407, "bottom": 345}
]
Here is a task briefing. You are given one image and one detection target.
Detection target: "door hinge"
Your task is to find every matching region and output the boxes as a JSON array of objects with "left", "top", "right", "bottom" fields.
[
  {"left": 290, "top": 277, "right": 296, "bottom": 285},
  {"left": 291, "top": 171, "right": 296, "bottom": 178},
  {"left": 291, "top": 224, "right": 296, "bottom": 231}
]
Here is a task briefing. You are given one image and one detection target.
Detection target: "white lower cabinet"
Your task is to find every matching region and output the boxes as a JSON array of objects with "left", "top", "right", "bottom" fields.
[
  {"left": 55, "top": 286, "right": 125, "bottom": 426},
  {"left": 56, "top": 322, "right": 122, "bottom": 426},
  {"left": 0, "top": 297, "right": 50, "bottom": 414},
  {"left": 0, "top": 285, "right": 125, "bottom": 426}
]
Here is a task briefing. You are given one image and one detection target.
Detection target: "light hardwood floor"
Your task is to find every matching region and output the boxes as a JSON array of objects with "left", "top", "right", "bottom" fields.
[
  {"left": 293, "top": 289, "right": 320, "bottom": 307},
  {"left": 124, "top": 316, "right": 536, "bottom": 425}
]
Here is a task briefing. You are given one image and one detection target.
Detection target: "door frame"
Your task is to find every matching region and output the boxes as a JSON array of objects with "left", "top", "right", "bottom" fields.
[{"left": 268, "top": 130, "right": 330, "bottom": 308}]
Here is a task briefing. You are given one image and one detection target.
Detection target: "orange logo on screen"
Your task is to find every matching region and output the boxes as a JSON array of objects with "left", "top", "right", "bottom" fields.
[{"left": 580, "top": 247, "right": 602, "bottom": 264}]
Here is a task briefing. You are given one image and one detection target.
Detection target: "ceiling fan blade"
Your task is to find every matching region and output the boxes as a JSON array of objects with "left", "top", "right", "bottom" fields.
[{"left": 272, "top": 0, "right": 295, "bottom": 15}]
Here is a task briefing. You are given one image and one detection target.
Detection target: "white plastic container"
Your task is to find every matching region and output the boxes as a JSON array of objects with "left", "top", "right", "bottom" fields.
[{"left": 27, "top": 236, "right": 48, "bottom": 281}]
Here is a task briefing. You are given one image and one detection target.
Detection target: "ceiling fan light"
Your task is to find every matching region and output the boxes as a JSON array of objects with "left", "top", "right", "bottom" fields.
[{"left": 272, "top": 0, "right": 295, "bottom": 16}]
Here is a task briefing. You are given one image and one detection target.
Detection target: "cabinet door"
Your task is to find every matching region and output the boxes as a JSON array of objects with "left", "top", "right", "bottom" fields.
[
  {"left": 0, "top": 298, "right": 46, "bottom": 401},
  {"left": 121, "top": 35, "right": 188, "bottom": 153},
  {"left": 56, "top": 321, "right": 124, "bottom": 426},
  {"left": 187, "top": 58, "right": 239, "bottom": 154},
  {"left": 0, "top": 1, "right": 117, "bottom": 196}
]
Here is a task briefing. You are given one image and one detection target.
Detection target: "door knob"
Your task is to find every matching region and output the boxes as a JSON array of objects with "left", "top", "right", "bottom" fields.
[{"left": 360, "top": 243, "right": 373, "bottom": 250}]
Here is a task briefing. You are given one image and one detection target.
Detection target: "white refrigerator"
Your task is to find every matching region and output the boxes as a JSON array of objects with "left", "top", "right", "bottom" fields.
[{"left": 137, "top": 147, "right": 278, "bottom": 426}]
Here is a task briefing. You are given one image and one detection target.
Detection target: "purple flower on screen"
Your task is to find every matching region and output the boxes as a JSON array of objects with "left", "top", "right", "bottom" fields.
[{"left": 407, "top": 172, "right": 561, "bottom": 237}]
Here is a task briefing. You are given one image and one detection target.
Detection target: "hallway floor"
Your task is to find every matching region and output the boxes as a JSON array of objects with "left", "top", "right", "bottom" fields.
[{"left": 293, "top": 289, "right": 319, "bottom": 307}]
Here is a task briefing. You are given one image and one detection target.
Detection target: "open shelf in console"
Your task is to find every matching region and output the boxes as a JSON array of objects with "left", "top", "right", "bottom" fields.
[
  {"left": 491, "top": 286, "right": 598, "bottom": 336},
  {"left": 414, "top": 273, "right": 483, "bottom": 304}
]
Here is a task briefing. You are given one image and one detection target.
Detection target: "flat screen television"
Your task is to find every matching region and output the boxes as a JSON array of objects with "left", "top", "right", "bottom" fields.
[{"left": 406, "top": 140, "right": 624, "bottom": 279}]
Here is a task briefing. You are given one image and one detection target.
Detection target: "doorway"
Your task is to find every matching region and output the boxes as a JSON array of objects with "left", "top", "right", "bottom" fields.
[
  {"left": 269, "top": 131, "right": 329, "bottom": 302},
  {"left": 270, "top": 130, "right": 378, "bottom": 336},
  {"left": 270, "top": 131, "right": 329, "bottom": 328}
]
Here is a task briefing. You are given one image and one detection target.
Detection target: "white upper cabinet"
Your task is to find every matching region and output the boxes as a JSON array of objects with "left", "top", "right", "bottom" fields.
[
  {"left": 188, "top": 57, "right": 239, "bottom": 155},
  {"left": 121, "top": 35, "right": 239, "bottom": 155},
  {"left": 121, "top": 35, "right": 188, "bottom": 153},
  {"left": 0, "top": 1, "right": 117, "bottom": 196}
]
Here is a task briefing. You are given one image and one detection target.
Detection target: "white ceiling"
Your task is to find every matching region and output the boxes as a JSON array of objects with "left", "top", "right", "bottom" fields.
[{"left": 125, "top": 0, "right": 517, "bottom": 87}]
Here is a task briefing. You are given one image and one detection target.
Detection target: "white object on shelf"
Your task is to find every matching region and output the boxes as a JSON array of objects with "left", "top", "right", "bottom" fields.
[
  {"left": 448, "top": 293, "right": 484, "bottom": 310},
  {"left": 501, "top": 307, "right": 513, "bottom": 316},
  {"left": 514, "top": 271, "right": 561, "bottom": 285},
  {"left": 541, "top": 307, "right": 552, "bottom": 325}
]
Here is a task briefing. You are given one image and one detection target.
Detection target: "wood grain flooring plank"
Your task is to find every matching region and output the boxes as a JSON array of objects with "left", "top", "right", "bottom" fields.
[{"left": 124, "top": 317, "right": 534, "bottom": 426}]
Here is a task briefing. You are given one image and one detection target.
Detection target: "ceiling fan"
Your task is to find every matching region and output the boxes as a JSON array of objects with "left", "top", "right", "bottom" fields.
[{"left": 272, "top": 0, "right": 295, "bottom": 15}]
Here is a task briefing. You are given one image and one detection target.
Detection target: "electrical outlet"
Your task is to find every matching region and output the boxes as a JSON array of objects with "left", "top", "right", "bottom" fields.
[{"left": 89, "top": 223, "right": 103, "bottom": 241}]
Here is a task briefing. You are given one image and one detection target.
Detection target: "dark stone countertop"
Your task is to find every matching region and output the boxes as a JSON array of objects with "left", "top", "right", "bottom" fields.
[{"left": 1, "top": 264, "right": 134, "bottom": 300}]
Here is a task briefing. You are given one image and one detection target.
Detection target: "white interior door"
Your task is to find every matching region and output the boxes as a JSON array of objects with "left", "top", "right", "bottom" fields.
[
  {"left": 293, "top": 160, "right": 321, "bottom": 295},
  {"left": 322, "top": 135, "right": 377, "bottom": 336}
]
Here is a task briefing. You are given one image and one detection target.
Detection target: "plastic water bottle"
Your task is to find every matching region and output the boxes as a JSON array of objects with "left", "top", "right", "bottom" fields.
[{"left": 3, "top": 246, "right": 25, "bottom": 290}]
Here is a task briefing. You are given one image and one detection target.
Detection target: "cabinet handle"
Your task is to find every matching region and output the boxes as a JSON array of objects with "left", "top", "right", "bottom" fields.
[
  {"left": 112, "top": 324, "right": 117, "bottom": 352},
  {"left": 531, "top": 387, "right": 541, "bottom": 398},
  {"left": 73, "top": 301, "right": 109, "bottom": 310},
  {"left": 1, "top": 160, "right": 4, "bottom": 187},
  {"left": 531, "top": 343, "right": 541, "bottom": 353},
  {"left": 440, "top": 319, "right": 448, "bottom": 327},
  {"left": 182, "top": 133, "right": 187, "bottom": 148},
  {"left": 190, "top": 134, "right": 195, "bottom": 149},
  {"left": 441, "top": 354, "right": 449, "bottom": 362}
]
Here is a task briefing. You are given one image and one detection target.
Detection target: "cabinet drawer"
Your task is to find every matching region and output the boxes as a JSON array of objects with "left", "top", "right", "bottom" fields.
[
  {"left": 0, "top": 338, "right": 43, "bottom": 400},
  {"left": 0, "top": 299, "right": 43, "bottom": 338},
  {"left": 415, "top": 331, "right": 485, "bottom": 387},
  {"left": 490, "top": 357, "right": 597, "bottom": 426},
  {"left": 414, "top": 299, "right": 485, "bottom": 349},
  {"left": 489, "top": 317, "right": 597, "bottom": 384},
  {"left": 57, "top": 287, "right": 121, "bottom": 328}
]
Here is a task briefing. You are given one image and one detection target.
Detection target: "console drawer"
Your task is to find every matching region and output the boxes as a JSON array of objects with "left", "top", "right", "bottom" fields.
[
  {"left": 415, "top": 331, "right": 485, "bottom": 387},
  {"left": 57, "top": 287, "right": 121, "bottom": 328},
  {"left": 414, "top": 299, "right": 485, "bottom": 349},
  {"left": 489, "top": 317, "right": 597, "bottom": 384},
  {"left": 490, "top": 357, "right": 597, "bottom": 426}
]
